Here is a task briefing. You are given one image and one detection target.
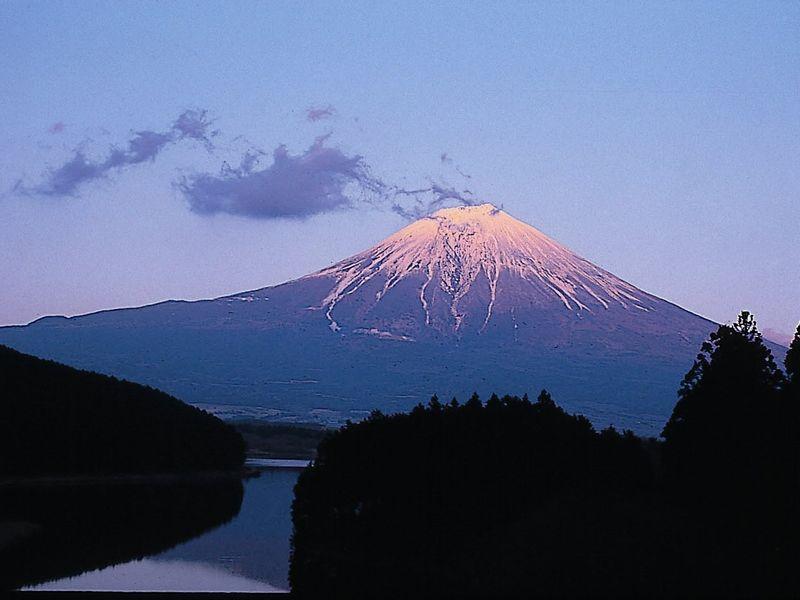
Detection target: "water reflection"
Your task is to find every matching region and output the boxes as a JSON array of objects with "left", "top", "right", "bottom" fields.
[
  {"left": 0, "top": 476, "right": 244, "bottom": 590},
  {"left": 1, "top": 468, "right": 301, "bottom": 592},
  {"left": 26, "top": 559, "right": 281, "bottom": 592},
  {"left": 153, "top": 469, "right": 299, "bottom": 588}
]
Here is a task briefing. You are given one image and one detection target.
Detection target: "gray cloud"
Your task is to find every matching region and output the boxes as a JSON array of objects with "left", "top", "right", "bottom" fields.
[
  {"left": 23, "top": 108, "right": 476, "bottom": 222},
  {"left": 390, "top": 183, "right": 477, "bottom": 220},
  {"left": 31, "top": 109, "right": 216, "bottom": 197},
  {"left": 177, "top": 134, "right": 476, "bottom": 221},
  {"left": 383, "top": 152, "right": 476, "bottom": 219},
  {"left": 178, "top": 134, "right": 384, "bottom": 219},
  {"left": 173, "top": 110, "right": 218, "bottom": 143},
  {"left": 306, "top": 105, "right": 336, "bottom": 122}
]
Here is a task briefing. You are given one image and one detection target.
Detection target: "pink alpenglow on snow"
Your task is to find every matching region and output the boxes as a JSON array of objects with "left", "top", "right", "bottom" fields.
[{"left": 308, "top": 204, "right": 664, "bottom": 338}]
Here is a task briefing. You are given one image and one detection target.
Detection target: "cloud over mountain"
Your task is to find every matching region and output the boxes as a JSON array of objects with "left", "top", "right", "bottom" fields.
[
  {"left": 390, "top": 184, "right": 476, "bottom": 220},
  {"left": 21, "top": 108, "right": 475, "bottom": 221},
  {"left": 177, "top": 134, "right": 383, "bottom": 219},
  {"left": 176, "top": 127, "right": 476, "bottom": 221},
  {"left": 30, "top": 110, "right": 216, "bottom": 197}
]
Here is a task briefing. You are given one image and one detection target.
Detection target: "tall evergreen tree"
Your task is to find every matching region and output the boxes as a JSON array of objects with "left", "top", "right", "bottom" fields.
[
  {"left": 785, "top": 323, "right": 800, "bottom": 391},
  {"left": 661, "top": 311, "right": 784, "bottom": 495},
  {"left": 537, "top": 389, "right": 555, "bottom": 408},
  {"left": 778, "top": 324, "right": 800, "bottom": 500},
  {"left": 465, "top": 392, "right": 482, "bottom": 410}
]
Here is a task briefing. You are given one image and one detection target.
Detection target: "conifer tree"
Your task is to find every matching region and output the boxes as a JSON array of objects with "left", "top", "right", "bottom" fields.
[
  {"left": 663, "top": 312, "right": 782, "bottom": 438},
  {"left": 785, "top": 323, "right": 800, "bottom": 391},
  {"left": 661, "top": 311, "right": 784, "bottom": 495},
  {"left": 537, "top": 389, "right": 555, "bottom": 408},
  {"left": 778, "top": 324, "right": 800, "bottom": 498},
  {"left": 465, "top": 392, "right": 482, "bottom": 409}
]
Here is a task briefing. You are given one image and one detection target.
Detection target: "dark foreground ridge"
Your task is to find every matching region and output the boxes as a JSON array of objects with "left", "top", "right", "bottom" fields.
[
  {"left": 291, "top": 314, "right": 800, "bottom": 597},
  {"left": 0, "top": 344, "right": 245, "bottom": 477}
]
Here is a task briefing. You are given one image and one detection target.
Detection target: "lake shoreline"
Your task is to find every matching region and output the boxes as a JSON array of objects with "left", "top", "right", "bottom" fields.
[
  {"left": 4, "top": 467, "right": 301, "bottom": 592},
  {"left": 0, "top": 458, "right": 308, "bottom": 489},
  {"left": 246, "top": 458, "right": 311, "bottom": 469}
]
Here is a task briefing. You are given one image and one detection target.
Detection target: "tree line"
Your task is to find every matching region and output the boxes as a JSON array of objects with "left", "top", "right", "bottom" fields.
[{"left": 291, "top": 312, "right": 799, "bottom": 596}]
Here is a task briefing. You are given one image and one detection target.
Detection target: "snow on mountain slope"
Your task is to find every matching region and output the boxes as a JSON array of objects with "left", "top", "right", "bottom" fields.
[
  {"left": 315, "top": 203, "right": 649, "bottom": 328},
  {"left": 272, "top": 203, "right": 707, "bottom": 348}
]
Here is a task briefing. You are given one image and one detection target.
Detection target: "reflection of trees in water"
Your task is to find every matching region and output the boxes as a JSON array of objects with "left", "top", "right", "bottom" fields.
[{"left": 0, "top": 478, "right": 244, "bottom": 590}]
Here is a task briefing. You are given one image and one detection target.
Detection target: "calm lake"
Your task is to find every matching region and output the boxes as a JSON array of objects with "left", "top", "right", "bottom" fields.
[{"left": 11, "top": 466, "right": 302, "bottom": 592}]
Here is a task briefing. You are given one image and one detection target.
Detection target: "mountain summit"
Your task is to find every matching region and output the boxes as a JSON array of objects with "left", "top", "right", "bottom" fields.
[
  {"left": 0, "top": 204, "right": 722, "bottom": 433},
  {"left": 306, "top": 203, "right": 657, "bottom": 340}
]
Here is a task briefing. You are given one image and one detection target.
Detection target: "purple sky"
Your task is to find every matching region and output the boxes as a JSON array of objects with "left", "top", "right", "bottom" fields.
[{"left": 1, "top": 2, "right": 798, "bottom": 343}]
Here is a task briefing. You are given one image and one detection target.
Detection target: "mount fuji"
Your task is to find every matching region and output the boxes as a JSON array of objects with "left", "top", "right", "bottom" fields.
[{"left": 1, "top": 204, "right": 723, "bottom": 434}]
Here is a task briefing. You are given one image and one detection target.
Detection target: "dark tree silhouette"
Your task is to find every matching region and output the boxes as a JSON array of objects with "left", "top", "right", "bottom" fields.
[
  {"left": 291, "top": 311, "right": 799, "bottom": 597},
  {"left": 661, "top": 311, "right": 784, "bottom": 497},
  {"left": 786, "top": 323, "right": 800, "bottom": 390},
  {"left": 291, "top": 392, "right": 654, "bottom": 596},
  {"left": 779, "top": 323, "right": 800, "bottom": 527},
  {"left": 659, "top": 312, "right": 798, "bottom": 594}
]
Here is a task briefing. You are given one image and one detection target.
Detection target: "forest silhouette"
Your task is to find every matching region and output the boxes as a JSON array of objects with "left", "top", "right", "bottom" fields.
[
  {"left": 291, "top": 312, "right": 799, "bottom": 597},
  {"left": 0, "top": 344, "right": 245, "bottom": 476}
]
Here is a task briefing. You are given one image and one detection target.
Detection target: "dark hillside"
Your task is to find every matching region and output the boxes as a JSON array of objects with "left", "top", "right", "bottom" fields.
[{"left": 0, "top": 344, "right": 245, "bottom": 476}]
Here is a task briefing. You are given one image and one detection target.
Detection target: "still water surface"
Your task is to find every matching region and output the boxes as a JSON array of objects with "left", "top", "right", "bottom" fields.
[{"left": 25, "top": 467, "right": 300, "bottom": 592}]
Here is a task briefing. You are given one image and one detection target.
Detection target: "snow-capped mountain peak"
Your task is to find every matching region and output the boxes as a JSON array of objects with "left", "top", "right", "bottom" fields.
[{"left": 310, "top": 203, "right": 654, "bottom": 336}]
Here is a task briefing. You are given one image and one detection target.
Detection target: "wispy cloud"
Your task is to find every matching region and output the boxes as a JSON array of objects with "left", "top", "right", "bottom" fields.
[
  {"left": 21, "top": 108, "right": 476, "bottom": 222},
  {"left": 177, "top": 134, "right": 383, "bottom": 219},
  {"left": 177, "top": 134, "right": 476, "bottom": 221},
  {"left": 29, "top": 109, "right": 216, "bottom": 197},
  {"left": 306, "top": 105, "right": 336, "bottom": 122},
  {"left": 389, "top": 183, "right": 476, "bottom": 220}
]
